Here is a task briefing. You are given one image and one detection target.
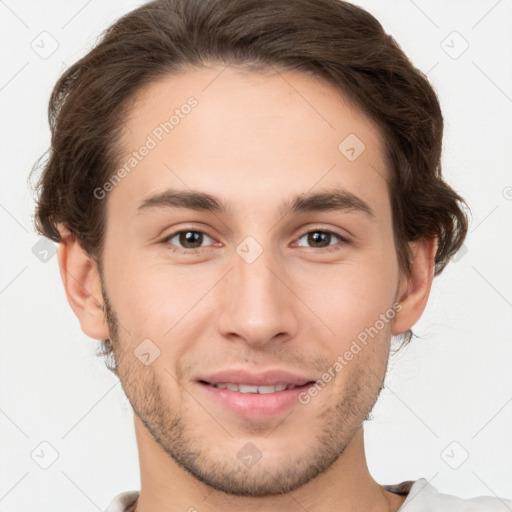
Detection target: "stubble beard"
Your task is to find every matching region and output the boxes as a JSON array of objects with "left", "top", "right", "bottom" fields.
[{"left": 100, "top": 284, "right": 388, "bottom": 497}]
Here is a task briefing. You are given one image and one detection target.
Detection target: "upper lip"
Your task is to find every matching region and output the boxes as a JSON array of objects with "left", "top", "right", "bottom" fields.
[{"left": 197, "top": 369, "right": 316, "bottom": 387}]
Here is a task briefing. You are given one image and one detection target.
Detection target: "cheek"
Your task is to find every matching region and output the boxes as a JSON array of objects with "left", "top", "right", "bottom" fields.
[
  {"left": 106, "top": 263, "right": 172, "bottom": 342},
  {"left": 107, "top": 257, "right": 218, "bottom": 351},
  {"left": 297, "top": 258, "right": 397, "bottom": 340}
]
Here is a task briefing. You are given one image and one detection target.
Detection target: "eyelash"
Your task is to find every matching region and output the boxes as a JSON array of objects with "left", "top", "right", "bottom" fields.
[{"left": 160, "top": 227, "right": 350, "bottom": 254}]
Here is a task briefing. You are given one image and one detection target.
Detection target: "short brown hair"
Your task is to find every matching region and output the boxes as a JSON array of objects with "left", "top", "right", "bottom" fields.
[{"left": 32, "top": 0, "right": 469, "bottom": 353}]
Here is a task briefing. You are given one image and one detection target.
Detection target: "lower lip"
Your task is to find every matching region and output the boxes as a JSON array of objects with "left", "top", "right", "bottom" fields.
[{"left": 197, "top": 382, "right": 314, "bottom": 419}]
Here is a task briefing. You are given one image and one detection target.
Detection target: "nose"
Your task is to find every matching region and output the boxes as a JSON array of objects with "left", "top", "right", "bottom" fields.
[{"left": 217, "top": 243, "right": 299, "bottom": 349}]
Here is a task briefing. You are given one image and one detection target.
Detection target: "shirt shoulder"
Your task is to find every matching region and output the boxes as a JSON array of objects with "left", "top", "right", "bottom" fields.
[
  {"left": 384, "top": 478, "right": 512, "bottom": 511},
  {"left": 104, "top": 481, "right": 512, "bottom": 512},
  {"left": 104, "top": 490, "right": 139, "bottom": 512}
]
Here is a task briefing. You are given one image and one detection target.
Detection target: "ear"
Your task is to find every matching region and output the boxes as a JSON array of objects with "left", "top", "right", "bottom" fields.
[
  {"left": 391, "top": 237, "right": 437, "bottom": 336},
  {"left": 57, "top": 225, "right": 110, "bottom": 340}
]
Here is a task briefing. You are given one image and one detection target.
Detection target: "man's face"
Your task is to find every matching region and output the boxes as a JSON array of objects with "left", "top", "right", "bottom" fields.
[{"left": 100, "top": 65, "right": 403, "bottom": 496}]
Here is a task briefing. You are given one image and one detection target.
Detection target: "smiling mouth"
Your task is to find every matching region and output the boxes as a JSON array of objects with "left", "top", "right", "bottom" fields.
[{"left": 199, "top": 380, "right": 316, "bottom": 394}]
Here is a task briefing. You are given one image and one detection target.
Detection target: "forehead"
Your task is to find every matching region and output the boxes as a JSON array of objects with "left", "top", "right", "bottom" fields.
[{"left": 107, "top": 64, "right": 390, "bottom": 221}]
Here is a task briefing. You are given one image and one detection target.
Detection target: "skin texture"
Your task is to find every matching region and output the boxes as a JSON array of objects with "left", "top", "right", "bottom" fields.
[{"left": 58, "top": 65, "right": 435, "bottom": 511}]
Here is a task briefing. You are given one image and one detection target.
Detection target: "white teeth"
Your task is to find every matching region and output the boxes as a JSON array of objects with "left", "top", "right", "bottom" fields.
[
  {"left": 258, "top": 385, "right": 277, "bottom": 394},
  {"left": 210, "top": 383, "right": 298, "bottom": 393},
  {"left": 238, "top": 384, "right": 259, "bottom": 393}
]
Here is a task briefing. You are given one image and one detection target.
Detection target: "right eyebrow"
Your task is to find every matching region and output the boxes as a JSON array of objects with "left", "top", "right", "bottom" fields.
[{"left": 135, "top": 189, "right": 228, "bottom": 215}]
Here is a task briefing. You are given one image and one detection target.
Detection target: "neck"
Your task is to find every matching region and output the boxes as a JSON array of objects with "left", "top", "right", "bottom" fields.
[{"left": 132, "top": 416, "right": 406, "bottom": 512}]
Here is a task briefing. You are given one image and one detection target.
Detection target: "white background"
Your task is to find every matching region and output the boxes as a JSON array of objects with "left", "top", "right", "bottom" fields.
[{"left": 1, "top": 0, "right": 511, "bottom": 510}]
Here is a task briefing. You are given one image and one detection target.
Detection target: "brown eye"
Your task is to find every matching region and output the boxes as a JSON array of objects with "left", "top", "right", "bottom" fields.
[
  {"left": 165, "top": 230, "right": 212, "bottom": 250},
  {"left": 296, "top": 230, "right": 342, "bottom": 249}
]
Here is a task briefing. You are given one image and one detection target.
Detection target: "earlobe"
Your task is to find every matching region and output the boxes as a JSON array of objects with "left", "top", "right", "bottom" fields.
[
  {"left": 391, "top": 238, "right": 437, "bottom": 336},
  {"left": 57, "top": 225, "right": 110, "bottom": 340}
]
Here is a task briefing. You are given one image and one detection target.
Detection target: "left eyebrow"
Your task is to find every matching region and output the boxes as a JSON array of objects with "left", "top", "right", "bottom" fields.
[
  {"left": 282, "top": 188, "right": 374, "bottom": 218},
  {"left": 135, "top": 187, "right": 374, "bottom": 218}
]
